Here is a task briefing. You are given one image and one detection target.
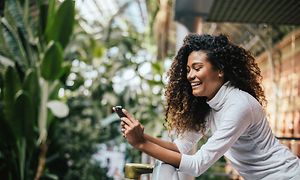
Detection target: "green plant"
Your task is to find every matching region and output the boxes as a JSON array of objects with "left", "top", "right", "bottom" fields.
[{"left": 0, "top": 0, "right": 75, "bottom": 179}]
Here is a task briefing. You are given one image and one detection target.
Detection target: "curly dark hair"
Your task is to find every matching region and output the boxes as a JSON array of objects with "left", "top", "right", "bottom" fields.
[{"left": 164, "top": 34, "right": 266, "bottom": 135}]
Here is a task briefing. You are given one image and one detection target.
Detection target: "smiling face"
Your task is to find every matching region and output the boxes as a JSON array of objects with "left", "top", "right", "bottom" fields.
[{"left": 187, "top": 51, "right": 225, "bottom": 100}]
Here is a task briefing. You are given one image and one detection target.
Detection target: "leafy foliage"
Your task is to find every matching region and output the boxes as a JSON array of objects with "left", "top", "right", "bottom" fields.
[
  {"left": 0, "top": 0, "right": 177, "bottom": 179},
  {"left": 0, "top": 0, "right": 76, "bottom": 179}
]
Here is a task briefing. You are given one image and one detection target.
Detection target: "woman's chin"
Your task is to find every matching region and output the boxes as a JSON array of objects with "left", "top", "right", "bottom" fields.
[{"left": 192, "top": 90, "right": 204, "bottom": 97}]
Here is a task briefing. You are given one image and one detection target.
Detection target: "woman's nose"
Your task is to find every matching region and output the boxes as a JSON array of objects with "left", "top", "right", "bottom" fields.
[{"left": 187, "top": 70, "right": 195, "bottom": 80}]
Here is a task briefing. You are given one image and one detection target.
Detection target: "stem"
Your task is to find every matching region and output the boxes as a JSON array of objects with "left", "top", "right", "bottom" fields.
[
  {"left": 37, "top": 79, "right": 48, "bottom": 144},
  {"left": 34, "top": 142, "right": 48, "bottom": 180},
  {"left": 35, "top": 78, "right": 50, "bottom": 179}
]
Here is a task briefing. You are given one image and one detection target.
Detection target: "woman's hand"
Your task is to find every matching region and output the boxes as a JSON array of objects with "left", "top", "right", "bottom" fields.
[
  {"left": 120, "top": 109, "right": 146, "bottom": 148},
  {"left": 115, "top": 108, "right": 181, "bottom": 168}
]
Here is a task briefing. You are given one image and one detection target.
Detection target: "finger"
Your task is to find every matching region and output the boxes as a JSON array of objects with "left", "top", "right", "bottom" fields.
[
  {"left": 124, "top": 120, "right": 141, "bottom": 131},
  {"left": 133, "top": 120, "right": 141, "bottom": 127},
  {"left": 121, "top": 128, "right": 125, "bottom": 133},
  {"left": 121, "top": 117, "right": 134, "bottom": 126},
  {"left": 122, "top": 109, "right": 138, "bottom": 123},
  {"left": 121, "top": 126, "right": 126, "bottom": 138},
  {"left": 124, "top": 124, "right": 130, "bottom": 130},
  {"left": 121, "top": 118, "right": 130, "bottom": 126},
  {"left": 121, "top": 121, "right": 126, "bottom": 127},
  {"left": 124, "top": 130, "right": 129, "bottom": 137}
]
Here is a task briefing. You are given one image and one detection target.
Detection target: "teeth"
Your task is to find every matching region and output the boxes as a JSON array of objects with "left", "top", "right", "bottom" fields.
[{"left": 191, "top": 82, "right": 201, "bottom": 86}]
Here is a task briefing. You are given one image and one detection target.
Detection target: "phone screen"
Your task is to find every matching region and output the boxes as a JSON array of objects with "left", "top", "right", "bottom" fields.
[{"left": 114, "top": 106, "right": 127, "bottom": 118}]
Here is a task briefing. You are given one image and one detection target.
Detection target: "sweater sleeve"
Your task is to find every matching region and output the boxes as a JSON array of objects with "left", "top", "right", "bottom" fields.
[
  {"left": 173, "top": 130, "right": 203, "bottom": 154},
  {"left": 179, "top": 103, "right": 252, "bottom": 176}
]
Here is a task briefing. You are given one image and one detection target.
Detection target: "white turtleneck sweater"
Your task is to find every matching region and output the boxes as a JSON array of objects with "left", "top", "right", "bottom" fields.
[{"left": 174, "top": 82, "right": 300, "bottom": 179}]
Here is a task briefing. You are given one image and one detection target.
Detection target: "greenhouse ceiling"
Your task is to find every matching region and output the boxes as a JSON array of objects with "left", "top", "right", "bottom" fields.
[
  {"left": 174, "top": 0, "right": 299, "bottom": 56},
  {"left": 175, "top": 0, "right": 300, "bottom": 31}
]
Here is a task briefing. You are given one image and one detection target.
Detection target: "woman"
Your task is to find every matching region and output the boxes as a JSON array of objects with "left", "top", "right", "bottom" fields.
[{"left": 115, "top": 34, "right": 300, "bottom": 179}]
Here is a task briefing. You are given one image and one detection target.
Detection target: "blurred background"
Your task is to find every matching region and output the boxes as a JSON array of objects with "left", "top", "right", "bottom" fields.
[{"left": 0, "top": 0, "right": 299, "bottom": 179}]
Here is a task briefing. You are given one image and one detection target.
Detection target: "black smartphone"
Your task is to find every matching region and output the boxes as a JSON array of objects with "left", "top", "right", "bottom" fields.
[{"left": 114, "top": 106, "right": 127, "bottom": 118}]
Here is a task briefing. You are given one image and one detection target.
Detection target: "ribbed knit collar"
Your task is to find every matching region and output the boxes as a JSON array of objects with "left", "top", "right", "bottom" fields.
[{"left": 206, "top": 81, "right": 233, "bottom": 111}]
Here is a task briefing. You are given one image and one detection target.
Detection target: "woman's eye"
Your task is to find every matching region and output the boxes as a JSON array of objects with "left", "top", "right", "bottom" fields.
[{"left": 194, "top": 67, "right": 201, "bottom": 71}]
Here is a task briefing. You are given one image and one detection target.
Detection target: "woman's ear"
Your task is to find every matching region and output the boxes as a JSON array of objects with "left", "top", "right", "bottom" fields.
[{"left": 218, "top": 70, "right": 224, "bottom": 78}]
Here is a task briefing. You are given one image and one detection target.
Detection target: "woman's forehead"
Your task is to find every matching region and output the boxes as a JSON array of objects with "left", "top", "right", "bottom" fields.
[{"left": 187, "top": 51, "right": 209, "bottom": 65}]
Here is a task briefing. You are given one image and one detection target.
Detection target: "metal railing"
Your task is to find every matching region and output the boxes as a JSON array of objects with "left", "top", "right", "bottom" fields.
[
  {"left": 125, "top": 161, "right": 180, "bottom": 180},
  {"left": 125, "top": 163, "right": 154, "bottom": 179}
]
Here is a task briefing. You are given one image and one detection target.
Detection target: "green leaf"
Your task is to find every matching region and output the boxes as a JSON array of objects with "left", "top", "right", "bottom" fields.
[
  {"left": 151, "top": 61, "right": 163, "bottom": 74},
  {"left": 0, "top": 23, "right": 6, "bottom": 53},
  {"left": 93, "top": 46, "right": 105, "bottom": 58},
  {"left": 0, "top": 18, "right": 27, "bottom": 71},
  {"left": 6, "top": 0, "right": 33, "bottom": 66},
  {"left": 41, "top": 42, "right": 63, "bottom": 81},
  {"left": 16, "top": 27, "right": 34, "bottom": 66},
  {"left": 13, "top": 91, "right": 35, "bottom": 179},
  {"left": 0, "top": 55, "right": 15, "bottom": 67},
  {"left": 23, "top": 68, "right": 40, "bottom": 122},
  {"left": 0, "top": 111, "right": 15, "bottom": 144},
  {"left": 0, "top": 88, "right": 16, "bottom": 145},
  {"left": 48, "top": 80, "right": 60, "bottom": 100},
  {"left": 59, "top": 62, "right": 71, "bottom": 83},
  {"left": 39, "top": 3, "right": 49, "bottom": 36},
  {"left": 14, "top": 90, "right": 34, "bottom": 140},
  {"left": 11, "top": 90, "right": 35, "bottom": 179},
  {"left": 147, "top": 79, "right": 162, "bottom": 86},
  {"left": 0, "top": 1, "right": 4, "bottom": 17},
  {"left": 38, "top": 0, "right": 55, "bottom": 39},
  {"left": 0, "top": 72, "right": 3, "bottom": 97},
  {"left": 23, "top": 69, "right": 39, "bottom": 98},
  {"left": 3, "top": 66, "right": 21, "bottom": 123},
  {"left": 46, "top": 0, "right": 56, "bottom": 30},
  {"left": 6, "top": 0, "right": 24, "bottom": 31},
  {"left": 45, "top": 0, "right": 74, "bottom": 48}
]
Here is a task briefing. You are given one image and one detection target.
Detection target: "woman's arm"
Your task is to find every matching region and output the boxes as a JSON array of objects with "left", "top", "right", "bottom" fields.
[
  {"left": 143, "top": 133, "right": 180, "bottom": 152},
  {"left": 135, "top": 139, "right": 181, "bottom": 168},
  {"left": 120, "top": 109, "right": 181, "bottom": 167}
]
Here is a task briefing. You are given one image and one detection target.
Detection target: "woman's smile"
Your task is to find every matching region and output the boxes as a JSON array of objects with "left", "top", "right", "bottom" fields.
[{"left": 191, "top": 81, "right": 202, "bottom": 88}]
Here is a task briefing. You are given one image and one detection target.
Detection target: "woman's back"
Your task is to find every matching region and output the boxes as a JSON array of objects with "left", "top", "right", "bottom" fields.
[{"left": 206, "top": 82, "right": 300, "bottom": 179}]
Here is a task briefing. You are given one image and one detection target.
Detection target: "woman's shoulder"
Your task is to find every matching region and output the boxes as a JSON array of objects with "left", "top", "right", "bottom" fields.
[
  {"left": 225, "top": 88, "right": 265, "bottom": 116},
  {"left": 220, "top": 92, "right": 255, "bottom": 118},
  {"left": 228, "top": 88, "right": 260, "bottom": 106}
]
